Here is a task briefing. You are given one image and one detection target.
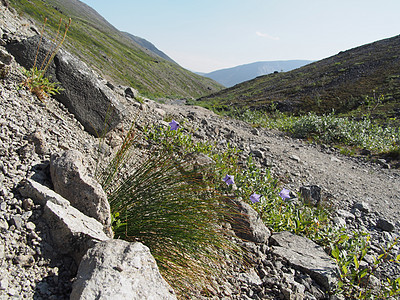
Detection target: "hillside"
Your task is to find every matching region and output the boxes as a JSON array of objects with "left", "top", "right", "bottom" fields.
[
  {"left": 202, "top": 60, "right": 313, "bottom": 87},
  {"left": 8, "top": 0, "right": 223, "bottom": 99},
  {"left": 197, "top": 35, "right": 400, "bottom": 124},
  {"left": 123, "top": 32, "right": 177, "bottom": 64}
]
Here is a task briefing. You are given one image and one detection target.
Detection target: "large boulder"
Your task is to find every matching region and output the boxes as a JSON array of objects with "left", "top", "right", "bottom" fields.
[
  {"left": 270, "top": 231, "right": 338, "bottom": 290},
  {"left": 6, "top": 35, "right": 125, "bottom": 135},
  {"left": 70, "top": 239, "right": 177, "bottom": 300},
  {"left": 50, "top": 150, "right": 112, "bottom": 237}
]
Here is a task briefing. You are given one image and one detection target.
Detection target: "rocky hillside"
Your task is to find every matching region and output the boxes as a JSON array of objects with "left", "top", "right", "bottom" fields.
[
  {"left": 1, "top": 3, "right": 399, "bottom": 300},
  {"left": 8, "top": 0, "right": 223, "bottom": 99},
  {"left": 202, "top": 60, "right": 313, "bottom": 87},
  {"left": 197, "top": 35, "right": 400, "bottom": 124}
]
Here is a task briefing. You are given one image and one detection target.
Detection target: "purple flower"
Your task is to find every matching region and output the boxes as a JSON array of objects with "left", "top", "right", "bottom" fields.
[
  {"left": 279, "top": 188, "right": 291, "bottom": 201},
  {"left": 223, "top": 175, "right": 235, "bottom": 185},
  {"left": 169, "top": 120, "right": 179, "bottom": 131},
  {"left": 250, "top": 193, "right": 261, "bottom": 203}
]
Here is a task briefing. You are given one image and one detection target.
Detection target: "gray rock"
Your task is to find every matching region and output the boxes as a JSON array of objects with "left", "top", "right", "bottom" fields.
[
  {"left": 238, "top": 268, "right": 262, "bottom": 286},
  {"left": 376, "top": 218, "right": 395, "bottom": 232},
  {"left": 50, "top": 150, "right": 112, "bottom": 236},
  {"left": 228, "top": 198, "right": 271, "bottom": 244},
  {"left": 19, "top": 178, "right": 69, "bottom": 207},
  {"left": 300, "top": 185, "right": 321, "bottom": 206},
  {"left": 353, "top": 201, "right": 371, "bottom": 213},
  {"left": 336, "top": 209, "right": 355, "bottom": 221},
  {"left": 43, "top": 200, "right": 109, "bottom": 265},
  {"left": 271, "top": 231, "right": 338, "bottom": 290},
  {"left": 6, "top": 35, "right": 126, "bottom": 135},
  {"left": 70, "top": 239, "right": 177, "bottom": 300}
]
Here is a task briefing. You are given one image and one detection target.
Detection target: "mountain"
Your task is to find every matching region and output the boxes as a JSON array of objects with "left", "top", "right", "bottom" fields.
[
  {"left": 123, "top": 32, "right": 177, "bottom": 64},
  {"left": 8, "top": 0, "right": 223, "bottom": 99},
  {"left": 197, "top": 35, "right": 400, "bottom": 123},
  {"left": 202, "top": 60, "right": 313, "bottom": 87}
]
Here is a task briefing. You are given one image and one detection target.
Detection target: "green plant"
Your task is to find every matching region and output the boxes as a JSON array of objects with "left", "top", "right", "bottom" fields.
[
  {"left": 97, "top": 122, "right": 240, "bottom": 297},
  {"left": 331, "top": 234, "right": 400, "bottom": 299},
  {"left": 21, "top": 17, "right": 71, "bottom": 101}
]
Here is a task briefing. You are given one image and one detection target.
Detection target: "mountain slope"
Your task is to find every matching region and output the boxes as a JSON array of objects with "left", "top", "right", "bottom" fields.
[
  {"left": 123, "top": 32, "right": 177, "bottom": 64},
  {"left": 9, "top": 0, "right": 223, "bottom": 98},
  {"left": 203, "top": 60, "right": 313, "bottom": 87},
  {"left": 197, "top": 35, "right": 400, "bottom": 122}
]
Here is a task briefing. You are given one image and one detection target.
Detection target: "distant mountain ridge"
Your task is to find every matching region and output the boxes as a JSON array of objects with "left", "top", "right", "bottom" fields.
[
  {"left": 197, "top": 34, "right": 400, "bottom": 124},
  {"left": 202, "top": 60, "right": 314, "bottom": 87},
  {"left": 123, "top": 32, "right": 177, "bottom": 64}
]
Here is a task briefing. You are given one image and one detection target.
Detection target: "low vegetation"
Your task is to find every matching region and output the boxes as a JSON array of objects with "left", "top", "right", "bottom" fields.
[{"left": 96, "top": 117, "right": 399, "bottom": 299}]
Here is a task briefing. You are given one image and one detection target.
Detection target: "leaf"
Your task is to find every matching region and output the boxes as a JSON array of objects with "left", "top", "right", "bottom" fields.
[
  {"left": 342, "top": 265, "right": 348, "bottom": 275},
  {"left": 331, "top": 246, "right": 340, "bottom": 260},
  {"left": 354, "top": 255, "right": 360, "bottom": 270}
]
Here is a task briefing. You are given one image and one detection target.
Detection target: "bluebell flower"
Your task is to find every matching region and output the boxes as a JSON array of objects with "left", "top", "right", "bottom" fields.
[
  {"left": 250, "top": 193, "right": 261, "bottom": 203},
  {"left": 169, "top": 120, "right": 179, "bottom": 130},
  {"left": 279, "top": 188, "right": 291, "bottom": 201},
  {"left": 223, "top": 175, "right": 234, "bottom": 185}
]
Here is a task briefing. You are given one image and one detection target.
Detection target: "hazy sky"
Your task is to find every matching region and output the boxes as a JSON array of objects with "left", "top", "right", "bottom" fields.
[{"left": 79, "top": 0, "right": 400, "bottom": 73}]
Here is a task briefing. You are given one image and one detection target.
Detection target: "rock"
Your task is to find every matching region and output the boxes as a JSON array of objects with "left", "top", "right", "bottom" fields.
[
  {"left": 0, "top": 275, "right": 8, "bottom": 291},
  {"left": 6, "top": 35, "right": 126, "bottom": 135},
  {"left": 228, "top": 198, "right": 271, "bottom": 244},
  {"left": 50, "top": 150, "right": 112, "bottom": 236},
  {"left": 70, "top": 239, "right": 177, "bottom": 300},
  {"left": 300, "top": 185, "right": 321, "bottom": 206},
  {"left": 238, "top": 268, "right": 262, "bottom": 286},
  {"left": 28, "top": 131, "right": 47, "bottom": 155},
  {"left": 124, "top": 86, "right": 138, "bottom": 99},
  {"left": 19, "top": 178, "right": 70, "bottom": 207},
  {"left": 376, "top": 218, "right": 395, "bottom": 232},
  {"left": 43, "top": 200, "right": 109, "bottom": 265},
  {"left": 353, "top": 201, "right": 371, "bottom": 213},
  {"left": 270, "top": 231, "right": 338, "bottom": 290},
  {"left": 290, "top": 154, "right": 301, "bottom": 163},
  {"left": 22, "top": 198, "right": 34, "bottom": 211},
  {"left": 0, "top": 48, "right": 12, "bottom": 78},
  {"left": 336, "top": 209, "right": 355, "bottom": 221}
]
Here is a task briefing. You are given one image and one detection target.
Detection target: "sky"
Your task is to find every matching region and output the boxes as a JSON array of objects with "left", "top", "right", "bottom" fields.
[{"left": 79, "top": 0, "right": 400, "bottom": 73}]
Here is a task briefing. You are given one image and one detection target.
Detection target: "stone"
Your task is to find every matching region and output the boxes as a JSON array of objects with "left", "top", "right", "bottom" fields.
[
  {"left": 22, "top": 198, "right": 34, "bottom": 211},
  {"left": 228, "top": 198, "right": 271, "bottom": 244},
  {"left": 376, "top": 218, "right": 395, "bottom": 232},
  {"left": 238, "top": 268, "right": 262, "bottom": 286},
  {"left": 336, "top": 209, "right": 355, "bottom": 221},
  {"left": 270, "top": 231, "right": 338, "bottom": 290},
  {"left": 124, "top": 86, "right": 138, "bottom": 99},
  {"left": 300, "top": 185, "right": 321, "bottom": 206},
  {"left": 6, "top": 35, "right": 126, "bottom": 135},
  {"left": 28, "top": 131, "right": 47, "bottom": 155},
  {"left": 43, "top": 200, "right": 109, "bottom": 265},
  {"left": 50, "top": 150, "right": 112, "bottom": 236},
  {"left": 0, "top": 275, "right": 8, "bottom": 291},
  {"left": 19, "top": 178, "right": 70, "bottom": 207},
  {"left": 70, "top": 239, "right": 177, "bottom": 300},
  {"left": 353, "top": 201, "right": 371, "bottom": 213}
]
